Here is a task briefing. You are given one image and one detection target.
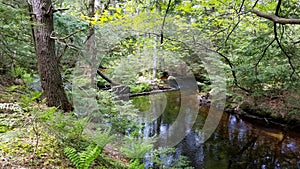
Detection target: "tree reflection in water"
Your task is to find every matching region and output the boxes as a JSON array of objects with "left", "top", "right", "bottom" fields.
[{"left": 132, "top": 91, "right": 300, "bottom": 169}]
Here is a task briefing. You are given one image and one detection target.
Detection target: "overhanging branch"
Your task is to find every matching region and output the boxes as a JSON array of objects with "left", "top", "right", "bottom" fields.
[{"left": 251, "top": 9, "right": 300, "bottom": 24}]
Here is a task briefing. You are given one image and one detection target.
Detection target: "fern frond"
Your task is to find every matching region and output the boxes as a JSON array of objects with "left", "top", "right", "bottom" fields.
[
  {"left": 64, "top": 146, "right": 80, "bottom": 168},
  {"left": 79, "top": 144, "right": 101, "bottom": 169}
]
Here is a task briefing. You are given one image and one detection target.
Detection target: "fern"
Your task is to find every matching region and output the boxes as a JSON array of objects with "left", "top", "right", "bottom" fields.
[
  {"left": 64, "top": 144, "right": 101, "bottom": 169},
  {"left": 64, "top": 146, "right": 81, "bottom": 168},
  {"left": 128, "top": 159, "right": 145, "bottom": 169}
]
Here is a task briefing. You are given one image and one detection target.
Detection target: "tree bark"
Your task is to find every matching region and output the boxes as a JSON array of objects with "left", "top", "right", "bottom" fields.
[
  {"left": 32, "top": 0, "right": 72, "bottom": 111},
  {"left": 87, "top": 0, "right": 97, "bottom": 88}
]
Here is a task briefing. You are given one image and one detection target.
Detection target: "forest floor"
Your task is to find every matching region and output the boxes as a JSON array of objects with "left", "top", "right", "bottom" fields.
[
  {"left": 0, "top": 76, "right": 70, "bottom": 168},
  {"left": 0, "top": 75, "right": 129, "bottom": 168}
]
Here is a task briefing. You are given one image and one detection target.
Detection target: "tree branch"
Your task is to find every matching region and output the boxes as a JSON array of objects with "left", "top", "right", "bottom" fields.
[
  {"left": 274, "top": 23, "right": 296, "bottom": 78},
  {"left": 217, "top": 18, "right": 242, "bottom": 51},
  {"left": 251, "top": 0, "right": 259, "bottom": 9},
  {"left": 238, "top": 0, "right": 245, "bottom": 13},
  {"left": 275, "top": 0, "right": 282, "bottom": 16},
  {"left": 251, "top": 9, "right": 300, "bottom": 24},
  {"left": 254, "top": 38, "right": 275, "bottom": 68},
  {"left": 161, "top": 0, "right": 172, "bottom": 44},
  {"left": 100, "top": 0, "right": 110, "bottom": 15},
  {"left": 215, "top": 51, "right": 251, "bottom": 93},
  {"left": 272, "top": 0, "right": 295, "bottom": 78},
  {"left": 97, "top": 69, "right": 117, "bottom": 85},
  {"left": 27, "top": 0, "right": 37, "bottom": 54},
  {"left": 55, "top": 28, "right": 86, "bottom": 40},
  {"left": 53, "top": 8, "right": 69, "bottom": 13}
]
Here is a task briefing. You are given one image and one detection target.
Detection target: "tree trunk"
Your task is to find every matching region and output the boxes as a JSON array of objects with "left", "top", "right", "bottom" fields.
[
  {"left": 87, "top": 0, "right": 97, "bottom": 88},
  {"left": 32, "top": 0, "right": 72, "bottom": 111}
]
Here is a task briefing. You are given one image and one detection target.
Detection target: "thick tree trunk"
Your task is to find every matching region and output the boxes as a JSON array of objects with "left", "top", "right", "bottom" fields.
[{"left": 32, "top": 0, "right": 72, "bottom": 111}]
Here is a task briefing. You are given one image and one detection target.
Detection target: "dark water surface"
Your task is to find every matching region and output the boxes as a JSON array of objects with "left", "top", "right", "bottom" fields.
[{"left": 132, "top": 91, "right": 300, "bottom": 169}]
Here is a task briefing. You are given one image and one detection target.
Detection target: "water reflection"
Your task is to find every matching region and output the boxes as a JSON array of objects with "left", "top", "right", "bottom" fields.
[{"left": 132, "top": 91, "right": 300, "bottom": 169}]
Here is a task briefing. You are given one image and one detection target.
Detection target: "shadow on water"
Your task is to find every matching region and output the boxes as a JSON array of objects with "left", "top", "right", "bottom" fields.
[{"left": 131, "top": 91, "right": 300, "bottom": 169}]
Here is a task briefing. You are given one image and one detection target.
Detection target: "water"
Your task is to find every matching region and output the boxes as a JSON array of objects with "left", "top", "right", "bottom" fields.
[{"left": 132, "top": 91, "right": 300, "bottom": 169}]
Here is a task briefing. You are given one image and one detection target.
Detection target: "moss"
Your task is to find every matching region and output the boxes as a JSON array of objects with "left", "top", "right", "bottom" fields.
[{"left": 0, "top": 125, "right": 8, "bottom": 133}]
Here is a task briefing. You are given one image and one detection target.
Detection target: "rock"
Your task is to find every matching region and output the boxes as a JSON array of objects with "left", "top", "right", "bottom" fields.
[{"left": 13, "top": 78, "right": 24, "bottom": 85}]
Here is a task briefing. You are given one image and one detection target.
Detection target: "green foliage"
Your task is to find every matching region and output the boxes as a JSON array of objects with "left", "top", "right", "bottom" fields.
[
  {"left": 64, "top": 144, "right": 101, "bottom": 169},
  {"left": 85, "top": 128, "right": 114, "bottom": 150},
  {"left": 96, "top": 90, "right": 140, "bottom": 134},
  {"left": 11, "top": 67, "right": 26, "bottom": 78},
  {"left": 20, "top": 91, "right": 43, "bottom": 107},
  {"left": 121, "top": 136, "right": 154, "bottom": 159},
  {"left": 128, "top": 159, "right": 145, "bottom": 169},
  {"left": 49, "top": 113, "right": 89, "bottom": 149},
  {"left": 0, "top": 125, "right": 8, "bottom": 133},
  {"left": 0, "top": 2, "right": 35, "bottom": 71},
  {"left": 130, "top": 83, "right": 152, "bottom": 93},
  {"left": 3, "top": 0, "right": 300, "bottom": 168},
  {"left": 11, "top": 67, "right": 34, "bottom": 85},
  {"left": 150, "top": 148, "right": 193, "bottom": 169}
]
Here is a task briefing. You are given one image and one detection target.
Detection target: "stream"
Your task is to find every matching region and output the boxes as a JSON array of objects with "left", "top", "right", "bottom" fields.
[{"left": 131, "top": 91, "right": 300, "bottom": 169}]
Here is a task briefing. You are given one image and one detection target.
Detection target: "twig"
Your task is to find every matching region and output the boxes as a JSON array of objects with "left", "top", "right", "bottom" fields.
[
  {"left": 215, "top": 51, "right": 251, "bottom": 93},
  {"left": 51, "top": 28, "right": 86, "bottom": 41},
  {"left": 254, "top": 38, "right": 275, "bottom": 68},
  {"left": 293, "top": 40, "right": 300, "bottom": 44},
  {"left": 217, "top": 18, "right": 242, "bottom": 51}
]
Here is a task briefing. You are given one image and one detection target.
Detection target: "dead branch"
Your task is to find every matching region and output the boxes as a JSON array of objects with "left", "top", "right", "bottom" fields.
[
  {"left": 53, "top": 8, "right": 69, "bottom": 13},
  {"left": 51, "top": 28, "right": 86, "bottom": 41},
  {"left": 54, "top": 39, "right": 81, "bottom": 51}
]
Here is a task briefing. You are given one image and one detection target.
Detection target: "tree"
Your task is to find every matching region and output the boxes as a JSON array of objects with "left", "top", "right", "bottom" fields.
[{"left": 32, "top": 0, "right": 72, "bottom": 111}]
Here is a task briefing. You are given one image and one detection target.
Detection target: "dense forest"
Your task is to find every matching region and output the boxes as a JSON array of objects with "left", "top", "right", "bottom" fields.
[{"left": 0, "top": 0, "right": 300, "bottom": 168}]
